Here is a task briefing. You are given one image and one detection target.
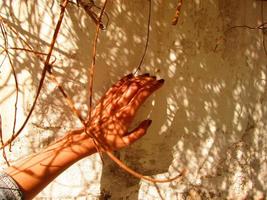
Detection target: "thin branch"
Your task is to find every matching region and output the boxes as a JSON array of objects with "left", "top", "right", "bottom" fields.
[
  {"left": 80, "top": 0, "right": 183, "bottom": 183},
  {"left": 0, "top": 1, "right": 184, "bottom": 184},
  {"left": 0, "top": 114, "right": 10, "bottom": 166},
  {"left": 1, "top": 15, "right": 84, "bottom": 132},
  {"left": 77, "top": 0, "right": 106, "bottom": 29},
  {"left": 0, "top": 53, "right": 7, "bottom": 69},
  {"left": 6, "top": 53, "right": 19, "bottom": 152},
  {"left": 8, "top": 47, "right": 53, "bottom": 56},
  {"left": 214, "top": 21, "right": 267, "bottom": 54},
  {"left": 0, "top": 0, "right": 69, "bottom": 149},
  {"left": 0, "top": 20, "right": 19, "bottom": 152},
  {"left": 106, "top": 151, "right": 185, "bottom": 183},
  {"left": 260, "top": 0, "right": 267, "bottom": 57},
  {"left": 48, "top": 73, "right": 85, "bottom": 122},
  {"left": 134, "top": 0, "right": 151, "bottom": 74},
  {"left": 87, "top": 0, "right": 108, "bottom": 124},
  {"left": 172, "top": 0, "right": 183, "bottom": 25},
  {"left": 86, "top": 0, "right": 109, "bottom": 161}
]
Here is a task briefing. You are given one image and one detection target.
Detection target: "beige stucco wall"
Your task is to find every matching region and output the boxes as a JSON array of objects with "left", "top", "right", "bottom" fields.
[{"left": 0, "top": 0, "right": 267, "bottom": 199}]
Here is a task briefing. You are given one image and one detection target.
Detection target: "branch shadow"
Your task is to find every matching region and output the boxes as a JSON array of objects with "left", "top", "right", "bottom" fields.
[{"left": 0, "top": 0, "right": 267, "bottom": 199}]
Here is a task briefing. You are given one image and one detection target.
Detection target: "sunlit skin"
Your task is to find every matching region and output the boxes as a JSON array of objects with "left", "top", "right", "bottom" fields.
[{"left": 5, "top": 73, "right": 164, "bottom": 200}]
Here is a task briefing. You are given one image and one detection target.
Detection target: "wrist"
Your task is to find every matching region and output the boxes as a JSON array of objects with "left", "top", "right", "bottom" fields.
[{"left": 66, "top": 128, "right": 98, "bottom": 158}]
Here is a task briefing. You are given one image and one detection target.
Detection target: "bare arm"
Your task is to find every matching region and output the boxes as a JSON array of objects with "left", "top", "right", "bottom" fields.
[
  {"left": 5, "top": 128, "right": 95, "bottom": 199},
  {"left": 4, "top": 73, "right": 164, "bottom": 200}
]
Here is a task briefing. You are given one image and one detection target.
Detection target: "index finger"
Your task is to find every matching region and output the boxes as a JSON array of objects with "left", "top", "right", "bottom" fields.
[
  {"left": 91, "top": 74, "right": 134, "bottom": 113},
  {"left": 126, "top": 79, "right": 164, "bottom": 115}
]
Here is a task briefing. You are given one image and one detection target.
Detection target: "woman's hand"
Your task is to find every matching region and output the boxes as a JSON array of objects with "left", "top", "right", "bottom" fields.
[{"left": 85, "top": 73, "right": 164, "bottom": 151}]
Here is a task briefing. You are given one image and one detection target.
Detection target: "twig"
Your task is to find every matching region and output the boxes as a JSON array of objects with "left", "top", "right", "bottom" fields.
[
  {"left": 0, "top": 115, "right": 10, "bottom": 166},
  {"left": 213, "top": 1, "right": 267, "bottom": 55},
  {"left": 0, "top": 1, "right": 184, "bottom": 184},
  {"left": 214, "top": 22, "right": 267, "bottom": 54},
  {"left": 87, "top": 0, "right": 108, "bottom": 124},
  {"left": 0, "top": 20, "right": 19, "bottom": 152},
  {"left": 86, "top": 0, "right": 109, "bottom": 161},
  {"left": 0, "top": 53, "right": 7, "bottom": 69},
  {"left": 172, "top": 0, "right": 183, "bottom": 25},
  {"left": 77, "top": 0, "right": 106, "bottom": 29},
  {"left": 0, "top": 0, "right": 69, "bottom": 149},
  {"left": 106, "top": 151, "right": 185, "bottom": 183},
  {"left": 6, "top": 54, "right": 19, "bottom": 152},
  {"left": 0, "top": 15, "right": 84, "bottom": 130},
  {"left": 260, "top": 0, "right": 267, "bottom": 57},
  {"left": 134, "top": 0, "right": 151, "bottom": 74},
  {"left": 7, "top": 47, "right": 57, "bottom": 60}
]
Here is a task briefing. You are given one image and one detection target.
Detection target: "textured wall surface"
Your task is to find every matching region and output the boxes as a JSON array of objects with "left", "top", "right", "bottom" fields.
[{"left": 0, "top": 0, "right": 267, "bottom": 199}]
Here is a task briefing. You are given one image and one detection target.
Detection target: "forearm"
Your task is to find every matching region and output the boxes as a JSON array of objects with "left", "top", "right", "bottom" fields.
[
  {"left": 3, "top": 73, "right": 161, "bottom": 200},
  {"left": 5, "top": 128, "right": 96, "bottom": 200}
]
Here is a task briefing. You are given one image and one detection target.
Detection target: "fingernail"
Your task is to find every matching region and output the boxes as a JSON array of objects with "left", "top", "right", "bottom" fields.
[
  {"left": 158, "top": 79, "right": 165, "bottom": 84},
  {"left": 141, "top": 73, "right": 150, "bottom": 77},
  {"left": 147, "top": 119, "right": 152, "bottom": 126},
  {"left": 126, "top": 73, "right": 133, "bottom": 78}
]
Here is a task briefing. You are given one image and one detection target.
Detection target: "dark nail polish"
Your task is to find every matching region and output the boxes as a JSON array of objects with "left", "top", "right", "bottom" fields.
[
  {"left": 147, "top": 119, "right": 152, "bottom": 126},
  {"left": 141, "top": 73, "right": 150, "bottom": 77},
  {"left": 126, "top": 73, "right": 133, "bottom": 78},
  {"left": 122, "top": 73, "right": 133, "bottom": 81},
  {"left": 158, "top": 79, "right": 165, "bottom": 84}
]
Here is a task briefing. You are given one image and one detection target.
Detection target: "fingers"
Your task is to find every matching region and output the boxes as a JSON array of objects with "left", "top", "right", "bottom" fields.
[
  {"left": 100, "top": 119, "right": 151, "bottom": 150},
  {"left": 118, "top": 119, "right": 152, "bottom": 147},
  {"left": 115, "top": 76, "right": 156, "bottom": 108},
  {"left": 94, "top": 73, "right": 158, "bottom": 114},
  {"left": 91, "top": 73, "right": 133, "bottom": 117},
  {"left": 97, "top": 73, "right": 133, "bottom": 106},
  {"left": 125, "top": 79, "right": 164, "bottom": 114},
  {"left": 107, "top": 73, "right": 156, "bottom": 108},
  {"left": 91, "top": 74, "right": 164, "bottom": 123}
]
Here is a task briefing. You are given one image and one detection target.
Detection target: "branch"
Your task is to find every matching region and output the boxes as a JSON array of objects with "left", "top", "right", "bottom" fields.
[
  {"left": 0, "top": 0, "right": 69, "bottom": 149},
  {"left": 0, "top": 19, "right": 19, "bottom": 153},
  {"left": 134, "top": 0, "right": 152, "bottom": 74},
  {"left": 172, "top": 0, "right": 183, "bottom": 25}
]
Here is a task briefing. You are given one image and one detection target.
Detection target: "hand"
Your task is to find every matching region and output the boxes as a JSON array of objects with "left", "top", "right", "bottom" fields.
[{"left": 86, "top": 73, "right": 164, "bottom": 151}]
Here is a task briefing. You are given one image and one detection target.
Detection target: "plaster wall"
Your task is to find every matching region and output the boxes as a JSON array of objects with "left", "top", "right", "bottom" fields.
[{"left": 0, "top": 0, "right": 266, "bottom": 199}]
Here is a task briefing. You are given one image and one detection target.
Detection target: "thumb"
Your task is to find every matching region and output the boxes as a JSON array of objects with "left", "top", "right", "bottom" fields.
[{"left": 120, "top": 119, "right": 152, "bottom": 147}]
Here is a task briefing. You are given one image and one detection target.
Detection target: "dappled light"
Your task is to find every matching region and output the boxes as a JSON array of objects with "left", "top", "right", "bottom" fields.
[{"left": 0, "top": 0, "right": 267, "bottom": 199}]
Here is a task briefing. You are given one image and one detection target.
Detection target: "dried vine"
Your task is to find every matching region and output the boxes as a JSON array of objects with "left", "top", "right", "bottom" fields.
[
  {"left": 134, "top": 0, "right": 152, "bottom": 74},
  {"left": 172, "top": 0, "right": 183, "bottom": 25},
  {"left": 0, "top": 115, "right": 9, "bottom": 166},
  {"left": 77, "top": 0, "right": 107, "bottom": 30},
  {"left": 0, "top": 0, "right": 183, "bottom": 183},
  {"left": 0, "top": 20, "right": 19, "bottom": 153},
  {"left": 260, "top": 0, "right": 267, "bottom": 57},
  {"left": 0, "top": 0, "right": 70, "bottom": 150},
  {"left": 214, "top": 2, "right": 267, "bottom": 57},
  {"left": 87, "top": 0, "right": 108, "bottom": 124}
]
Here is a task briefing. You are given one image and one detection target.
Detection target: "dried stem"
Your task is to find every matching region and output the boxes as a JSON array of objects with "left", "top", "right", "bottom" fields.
[
  {"left": 77, "top": 0, "right": 106, "bottom": 30},
  {"left": 86, "top": 0, "right": 109, "bottom": 161},
  {"left": 172, "top": 0, "right": 183, "bottom": 25},
  {"left": 260, "top": 0, "right": 267, "bottom": 57},
  {"left": 214, "top": 22, "right": 267, "bottom": 55},
  {"left": 0, "top": 0, "right": 183, "bottom": 183},
  {"left": 106, "top": 151, "right": 185, "bottom": 183},
  {"left": 87, "top": 0, "right": 108, "bottom": 123},
  {"left": 0, "top": 20, "right": 19, "bottom": 152},
  {"left": 134, "top": 0, "right": 151, "bottom": 74},
  {"left": 0, "top": 16, "right": 84, "bottom": 130},
  {"left": 0, "top": 0, "right": 69, "bottom": 149},
  {"left": 6, "top": 53, "right": 19, "bottom": 152},
  {"left": 0, "top": 115, "right": 10, "bottom": 166}
]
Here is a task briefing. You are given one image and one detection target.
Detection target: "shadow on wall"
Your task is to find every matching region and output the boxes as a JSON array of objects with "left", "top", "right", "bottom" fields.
[{"left": 0, "top": 0, "right": 267, "bottom": 199}]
